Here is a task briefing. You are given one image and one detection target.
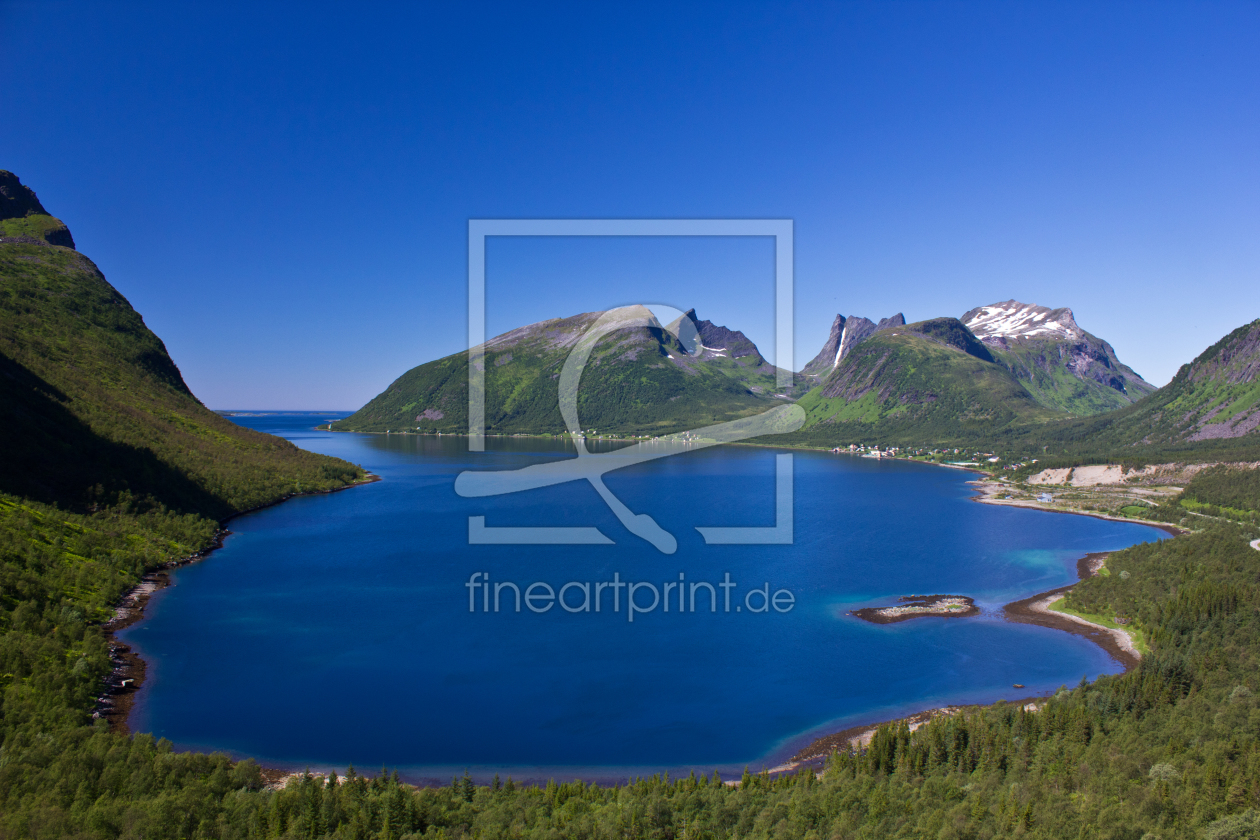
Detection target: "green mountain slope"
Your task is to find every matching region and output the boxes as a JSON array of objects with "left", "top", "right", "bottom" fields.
[
  {"left": 0, "top": 182, "right": 364, "bottom": 517},
  {"left": 1014, "top": 318, "right": 1260, "bottom": 461},
  {"left": 784, "top": 317, "right": 1058, "bottom": 447},
  {"left": 5, "top": 176, "right": 1260, "bottom": 840},
  {"left": 0, "top": 172, "right": 372, "bottom": 834},
  {"left": 963, "top": 300, "right": 1155, "bottom": 415},
  {"left": 334, "top": 306, "right": 794, "bottom": 436}
]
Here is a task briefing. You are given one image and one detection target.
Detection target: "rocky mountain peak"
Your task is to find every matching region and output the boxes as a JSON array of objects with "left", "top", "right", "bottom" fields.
[
  {"left": 961, "top": 300, "right": 1083, "bottom": 344},
  {"left": 0, "top": 171, "right": 75, "bottom": 249},
  {"left": 0, "top": 170, "right": 51, "bottom": 219},
  {"left": 800, "top": 311, "right": 906, "bottom": 377},
  {"left": 876, "top": 313, "right": 907, "bottom": 332},
  {"left": 667, "top": 308, "right": 763, "bottom": 363}
]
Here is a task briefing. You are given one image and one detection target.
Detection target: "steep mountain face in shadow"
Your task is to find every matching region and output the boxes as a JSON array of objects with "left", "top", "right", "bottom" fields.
[{"left": 0, "top": 175, "right": 364, "bottom": 516}]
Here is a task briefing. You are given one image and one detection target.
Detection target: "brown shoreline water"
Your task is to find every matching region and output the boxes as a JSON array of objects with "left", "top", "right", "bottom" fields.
[
  {"left": 98, "top": 474, "right": 380, "bottom": 736},
  {"left": 786, "top": 547, "right": 1154, "bottom": 768},
  {"left": 1002, "top": 553, "right": 1140, "bottom": 671}
]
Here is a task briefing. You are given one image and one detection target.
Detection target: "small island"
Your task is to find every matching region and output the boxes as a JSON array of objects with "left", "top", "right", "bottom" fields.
[{"left": 851, "top": 594, "right": 979, "bottom": 624}]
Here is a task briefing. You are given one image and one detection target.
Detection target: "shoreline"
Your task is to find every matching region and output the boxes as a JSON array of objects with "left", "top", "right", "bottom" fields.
[
  {"left": 782, "top": 547, "right": 1151, "bottom": 772},
  {"left": 1002, "top": 552, "right": 1141, "bottom": 670},
  {"left": 98, "top": 436, "right": 1178, "bottom": 785},
  {"left": 968, "top": 481, "right": 1186, "bottom": 537},
  {"left": 98, "top": 472, "right": 380, "bottom": 735},
  {"left": 786, "top": 695, "right": 1050, "bottom": 769}
]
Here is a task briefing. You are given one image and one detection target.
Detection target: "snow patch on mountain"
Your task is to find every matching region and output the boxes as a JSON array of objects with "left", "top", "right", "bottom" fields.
[{"left": 962, "top": 300, "right": 1083, "bottom": 343}]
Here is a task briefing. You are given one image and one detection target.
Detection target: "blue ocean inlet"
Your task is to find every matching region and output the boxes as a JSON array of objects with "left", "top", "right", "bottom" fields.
[{"left": 121, "top": 413, "right": 1167, "bottom": 783}]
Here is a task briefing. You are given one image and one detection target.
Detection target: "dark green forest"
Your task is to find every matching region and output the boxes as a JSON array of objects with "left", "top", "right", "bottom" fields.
[
  {"left": 4, "top": 513, "right": 1260, "bottom": 839},
  {"left": 4, "top": 194, "right": 1260, "bottom": 838}
]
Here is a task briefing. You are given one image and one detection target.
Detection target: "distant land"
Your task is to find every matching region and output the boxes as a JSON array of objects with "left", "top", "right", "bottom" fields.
[
  {"left": 4, "top": 168, "right": 1260, "bottom": 839},
  {"left": 337, "top": 277, "right": 1259, "bottom": 467}
]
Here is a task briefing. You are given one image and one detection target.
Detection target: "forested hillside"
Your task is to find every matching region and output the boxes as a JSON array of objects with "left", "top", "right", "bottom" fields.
[
  {"left": 4, "top": 171, "right": 1260, "bottom": 838},
  {"left": 4, "top": 521, "right": 1258, "bottom": 839},
  {"left": 0, "top": 173, "right": 368, "bottom": 837}
]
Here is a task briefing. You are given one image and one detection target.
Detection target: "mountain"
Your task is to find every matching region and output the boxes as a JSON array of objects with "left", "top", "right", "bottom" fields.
[
  {"left": 0, "top": 170, "right": 75, "bottom": 248},
  {"left": 1026, "top": 318, "right": 1260, "bottom": 458},
  {"left": 788, "top": 316, "right": 1056, "bottom": 446},
  {"left": 334, "top": 306, "right": 797, "bottom": 436},
  {"left": 663, "top": 308, "right": 810, "bottom": 398},
  {"left": 0, "top": 173, "right": 364, "bottom": 516},
  {"left": 962, "top": 300, "right": 1155, "bottom": 415},
  {"left": 799, "top": 312, "right": 905, "bottom": 379}
]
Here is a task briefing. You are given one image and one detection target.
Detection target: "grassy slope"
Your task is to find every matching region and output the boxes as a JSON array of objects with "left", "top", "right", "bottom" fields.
[
  {"left": 989, "top": 339, "right": 1156, "bottom": 416},
  {"left": 780, "top": 319, "right": 1057, "bottom": 448},
  {"left": 0, "top": 213, "right": 74, "bottom": 246},
  {"left": 334, "top": 318, "right": 787, "bottom": 436},
  {"left": 0, "top": 241, "right": 364, "bottom": 516},
  {"left": 1004, "top": 320, "right": 1260, "bottom": 465}
]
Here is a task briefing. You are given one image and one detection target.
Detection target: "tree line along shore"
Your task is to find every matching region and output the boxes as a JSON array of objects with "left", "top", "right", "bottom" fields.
[{"left": 5, "top": 177, "right": 1260, "bottom": 837}]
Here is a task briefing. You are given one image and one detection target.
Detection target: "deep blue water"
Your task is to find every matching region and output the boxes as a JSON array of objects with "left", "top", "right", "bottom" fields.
[{"left": 122, "top": 413, "right": 1167, "bottom": 782}]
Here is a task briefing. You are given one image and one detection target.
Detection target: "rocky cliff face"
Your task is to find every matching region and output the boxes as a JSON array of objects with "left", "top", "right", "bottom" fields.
[
  {"left": 962, "top": 300, "right": 1154, "bottom": 415},
  {"left": 0, "top": 170, "right": 75, "bottom": 249},
  {"left": 668, "top": 308, "right": 764, "bottom": 363},
  {"left": 800, "top": 312, "right": 905, "bottom": 378},
  {"left": 1179, "top": 320, "right": 1260, "bottom": 441}
]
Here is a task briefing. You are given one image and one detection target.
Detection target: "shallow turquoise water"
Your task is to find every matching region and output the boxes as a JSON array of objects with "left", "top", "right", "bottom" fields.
[{"left": 122, "top": 414, "right": 1166, "bottom": 783}]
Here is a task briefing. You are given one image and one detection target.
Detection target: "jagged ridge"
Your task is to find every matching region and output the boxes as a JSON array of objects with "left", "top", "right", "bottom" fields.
[
  {"left": 800, "top": 312, "right": 905, "bottom": 378},
  {"left": 335, "top": 307, "right": 797, "bottom": 436}
]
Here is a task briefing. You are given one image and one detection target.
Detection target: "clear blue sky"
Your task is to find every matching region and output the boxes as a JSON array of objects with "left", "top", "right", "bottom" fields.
[{"left": 3, "top": 1, "right": 1257, "bottom": 409}]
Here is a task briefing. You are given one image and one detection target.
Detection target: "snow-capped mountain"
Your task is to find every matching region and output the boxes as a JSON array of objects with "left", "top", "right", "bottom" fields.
[
  {"left": 960, "top": 300, "right": 1155, "bottom": 414},
  {"left": 962, "top": 300, "right": 1084, "bottom": 343},
  {"left": 799, "top": 299, "right": 1155, "bottom": 417}
]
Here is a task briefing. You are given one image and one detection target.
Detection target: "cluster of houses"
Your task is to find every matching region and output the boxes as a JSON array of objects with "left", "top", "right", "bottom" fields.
[{"left": 823, "top": 444, "right": 1042, "bottom": 474}]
